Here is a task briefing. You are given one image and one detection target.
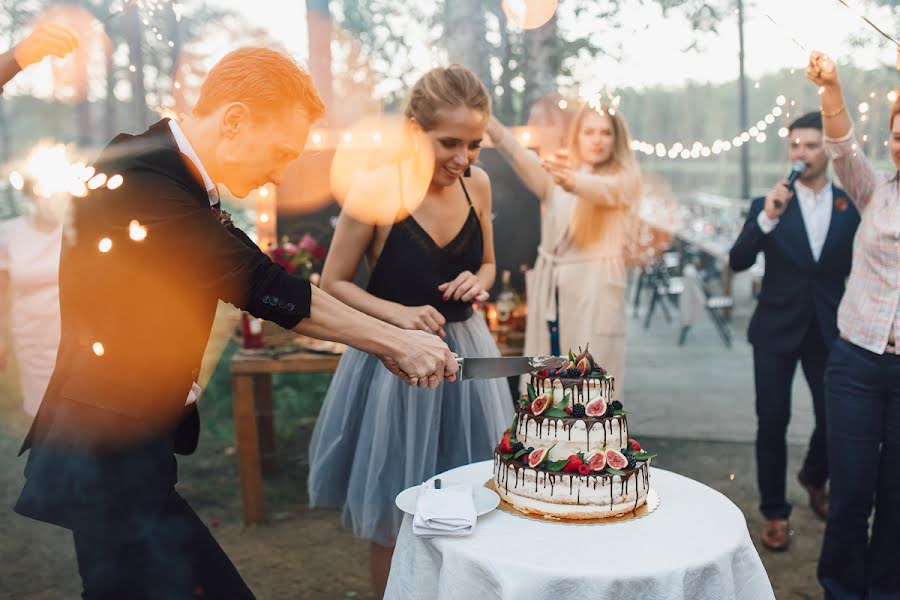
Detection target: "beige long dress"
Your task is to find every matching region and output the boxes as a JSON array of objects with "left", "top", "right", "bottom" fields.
[{"left": 493, "top": 130, "right": 632, "bottom": 399}]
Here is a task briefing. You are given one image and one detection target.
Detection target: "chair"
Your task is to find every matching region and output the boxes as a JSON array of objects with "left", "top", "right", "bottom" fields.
[{"left": 677, "top": 263, "right": 733, "bottom": 347}]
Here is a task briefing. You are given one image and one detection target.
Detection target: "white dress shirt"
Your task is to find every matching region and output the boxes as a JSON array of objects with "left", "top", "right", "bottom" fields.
[
  {"left": 167, "top": 118, "right": 217, "bottom": 404},
  {"left": 756, "top": 180, "right": 833, "bottom": 262},
  {"left": 168, "top": 119, "right": 219, "bottom": 206}
]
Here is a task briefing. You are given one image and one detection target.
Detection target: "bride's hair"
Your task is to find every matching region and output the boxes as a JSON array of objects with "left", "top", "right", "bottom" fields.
[{"left": 404, "top": 65, "right": 491, "bottom": 130}]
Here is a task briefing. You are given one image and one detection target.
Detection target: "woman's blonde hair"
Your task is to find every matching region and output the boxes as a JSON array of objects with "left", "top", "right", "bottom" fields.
[
  {"left": 404, "top": 65, "right": 491, "bottom": 130},
  {"left": 565, "top": 104, "right": 641, "bottom": 249}
]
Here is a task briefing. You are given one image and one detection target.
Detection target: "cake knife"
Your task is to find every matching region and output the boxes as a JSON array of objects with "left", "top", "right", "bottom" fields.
[{"left": 455, "top": 356, "right": 568, "bottom": 381}]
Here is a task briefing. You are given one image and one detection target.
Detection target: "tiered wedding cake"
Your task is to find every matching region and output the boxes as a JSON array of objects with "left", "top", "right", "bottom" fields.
[{"left": 493, "top": 347, "right": 655, "bottom": 519}]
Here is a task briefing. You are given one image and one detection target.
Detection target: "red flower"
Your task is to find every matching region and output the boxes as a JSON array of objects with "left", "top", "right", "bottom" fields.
[
  {"left": 311, "top": 244, "right": 326, "bottom": 261},
  {"left": 298, "top": 234, "right": 318, "bottom": 252},
  {"left": 834, "top": 197, "right": 849, "bottom": 212}
]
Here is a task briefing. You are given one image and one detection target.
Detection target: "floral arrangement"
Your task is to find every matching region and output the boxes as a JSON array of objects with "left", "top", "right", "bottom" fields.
[{"left": 269, "top": 234, "right": 327, "bottom": 280}]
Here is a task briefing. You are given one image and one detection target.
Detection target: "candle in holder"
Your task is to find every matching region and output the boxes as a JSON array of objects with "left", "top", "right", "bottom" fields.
[{"left": 486, "top": 303, "right": 499, "bottom": 332}]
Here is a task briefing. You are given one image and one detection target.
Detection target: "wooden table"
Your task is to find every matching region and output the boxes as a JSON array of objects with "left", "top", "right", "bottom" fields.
[
  {"left": 231, "top": 350, "right": 340, "bottom": 525},
  {"left": 230, "top": 334, "right": 524, "bottom": 525}
]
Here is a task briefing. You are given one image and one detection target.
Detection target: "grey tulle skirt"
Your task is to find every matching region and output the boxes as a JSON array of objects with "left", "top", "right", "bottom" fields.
[{"left": 307, "top": 312, "right": 513, "bottom": 546}]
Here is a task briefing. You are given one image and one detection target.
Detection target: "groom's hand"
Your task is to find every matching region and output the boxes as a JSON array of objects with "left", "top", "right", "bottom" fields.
[{"left": 379, "top": 330, "right": 458, "bottom": 388}]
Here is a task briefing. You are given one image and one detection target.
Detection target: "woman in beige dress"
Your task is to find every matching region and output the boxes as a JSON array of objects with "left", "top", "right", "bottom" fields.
[{"left": 486, "top": 103, "right": 641, "bottom": 398}]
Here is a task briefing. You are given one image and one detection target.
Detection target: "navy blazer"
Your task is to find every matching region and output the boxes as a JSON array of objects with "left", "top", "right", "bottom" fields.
[{"left": 729, "top": 184, "right": 859, "bottom": 354}]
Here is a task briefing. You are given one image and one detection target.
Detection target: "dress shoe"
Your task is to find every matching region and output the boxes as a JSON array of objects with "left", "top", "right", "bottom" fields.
[
  {"left": 797, "top": 470, "right": 828, "bottom": 520},
  {"left": 761, "top": 519, "right": 791, "bottom": 552}
]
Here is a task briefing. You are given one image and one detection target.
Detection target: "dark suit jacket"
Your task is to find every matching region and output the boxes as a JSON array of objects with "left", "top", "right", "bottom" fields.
[
  {"left": 728, "top": 184, "right": 859, "bottom": 354},
  {"left": 15, "top": 119, "right": 312, "bottom": 537}
]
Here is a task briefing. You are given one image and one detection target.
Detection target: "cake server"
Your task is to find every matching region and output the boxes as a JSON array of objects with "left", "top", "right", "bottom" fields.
[{"left": 455, "top": 356, "right": 568, "bottom": 381}]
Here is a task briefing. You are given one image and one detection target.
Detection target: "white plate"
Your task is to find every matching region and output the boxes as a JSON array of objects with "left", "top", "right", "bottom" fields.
[{"left": 395, "top": 483, "right": 500, "bottom": 517}]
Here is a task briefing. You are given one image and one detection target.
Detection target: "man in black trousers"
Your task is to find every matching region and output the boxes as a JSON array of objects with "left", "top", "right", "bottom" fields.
[
  {"left": 14, "top": 47, "right": 457, "bottom": 599},
  {"left": 729, "top": 111, "right": 859, "bottom": 552}
]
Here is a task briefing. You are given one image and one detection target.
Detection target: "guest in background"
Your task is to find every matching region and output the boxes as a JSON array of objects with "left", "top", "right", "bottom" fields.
[
  {"left": 486, "top": 103, "right": 641, "bottom": 398},
  {"left": 308, "top": 65, "right": 512, "bottom": 599},
  {"left": 0, "top": 22, "right": 79, "bottom": 92},
  {"left": 729, "top": 111, "right": 859, "bottom": 551},
  {"left": 0, "top": 178, "right": 67, "bottom": 416},
  {"left": 806, "top": 50, "right": 900, "bottom": 598}
]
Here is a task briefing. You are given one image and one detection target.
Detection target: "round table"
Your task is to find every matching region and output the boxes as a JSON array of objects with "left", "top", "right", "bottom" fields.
[{"left": 385, "top": 461, "right": 774, "bottom": 600}]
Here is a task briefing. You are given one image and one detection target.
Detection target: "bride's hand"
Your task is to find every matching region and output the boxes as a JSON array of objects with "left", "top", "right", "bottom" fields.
[{"left": 438, "top": 271, "right": 489, "bottom": 303}]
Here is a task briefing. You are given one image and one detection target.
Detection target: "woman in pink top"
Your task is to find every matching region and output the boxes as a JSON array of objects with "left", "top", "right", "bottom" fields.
[{"left": 807, "top": 51, "right": 900, "bottom": 598}]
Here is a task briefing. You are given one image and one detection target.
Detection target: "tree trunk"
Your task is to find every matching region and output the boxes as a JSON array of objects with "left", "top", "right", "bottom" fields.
[
  {"left": 522, "top": 14, "right": 559, "bottom": 121},
  {"left": 489, "top": 0, "right": 516, "bottom": 124},
  {"left": 125, "top": 4, "right": 149, "bottom": 130},
  {"left": 306, "top": 0, "right": 333, "bottom": 111},
  {"left": 442, "top": 0, "right": 492, "bottom": 89},
  {"left": 104, "top": 36, "right": 118, "bottom": 142}
]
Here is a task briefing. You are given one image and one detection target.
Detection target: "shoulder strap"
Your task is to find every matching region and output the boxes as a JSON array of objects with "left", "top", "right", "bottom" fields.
[{"left": 459, "top": 177, "right": 473, "bottom": 206}]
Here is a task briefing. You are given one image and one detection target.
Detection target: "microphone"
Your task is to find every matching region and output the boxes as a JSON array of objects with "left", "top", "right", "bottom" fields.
[{"left": 775, "top": 160, "right": 806, "bottom": 209}]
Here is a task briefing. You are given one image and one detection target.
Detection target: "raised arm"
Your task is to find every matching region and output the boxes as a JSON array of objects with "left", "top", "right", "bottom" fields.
[
  {"left": 486, "top": 115, "right": 555, "bottom": 202},
  {"left": 806, "top": 51, "right": 877, "bottom": 211},
  {"left": 1, "top": 23, "right": 79, "bottom": 92}
]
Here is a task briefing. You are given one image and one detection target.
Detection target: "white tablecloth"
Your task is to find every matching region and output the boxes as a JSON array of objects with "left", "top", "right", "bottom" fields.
[{"left": 385, "top": 461, "right": 774, "bottom": 600}]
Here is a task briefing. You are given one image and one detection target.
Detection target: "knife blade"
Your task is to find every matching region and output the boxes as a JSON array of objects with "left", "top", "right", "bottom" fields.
[{"left": 456, "top": 356, "right": 569, "bottom": 381}]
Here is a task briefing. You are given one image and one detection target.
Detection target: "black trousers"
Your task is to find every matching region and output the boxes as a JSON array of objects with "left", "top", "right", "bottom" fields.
[
  {"left": 753, "top": 323, "right": 829, "bottom": 520},
  {"left": 73, "top": 489, "right": 255, "bottom": 600}
]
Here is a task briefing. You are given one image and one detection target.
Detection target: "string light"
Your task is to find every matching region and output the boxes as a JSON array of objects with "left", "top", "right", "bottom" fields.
[
  {"left": 631, "top": 96, "right": 792, "bottom": 161},
  {"left": 98, "top": 238, "right": 113, "bottom": 253},
  {"left": 92, "top": 342, "right": 105, "bottom": 357}
]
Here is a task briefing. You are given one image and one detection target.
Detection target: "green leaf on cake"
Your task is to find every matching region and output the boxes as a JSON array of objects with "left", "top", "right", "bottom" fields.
[
  {"left": 633, "top": 451, "right": 657, "bottom": 461},
  {"left": 501, "top": 452, "right": 515, "bottom": 461},
  {"left": 606, "top": 467, "right": 626, "bottom": 476},
  {"left": 513, "top": 448, "right": 528, "bottom": 459},
  {"left": 544, "top": 408, "right": 569, "bottom": 418},
  {"left": 568, "top": 349, "right": 577, "bottom": 363},
  {"left": 545, "top": 459, "right": 568, "bottom": 472},
  {"left": 557, "top": 393, "right": 571, "bottom": 409},
  {"left": 511, "top": 414, "right": 518, "bottom": 434},
  {"left": 527, "top": 383, "right": 537, "bottom": 403},
  {"left": 614, "top": 410, "right": 628, "bottom": 416}
]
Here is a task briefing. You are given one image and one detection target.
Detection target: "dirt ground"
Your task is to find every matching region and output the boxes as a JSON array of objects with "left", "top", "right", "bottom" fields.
[{"left": 0, "top": 405, "right": 825, "bottom": 600}]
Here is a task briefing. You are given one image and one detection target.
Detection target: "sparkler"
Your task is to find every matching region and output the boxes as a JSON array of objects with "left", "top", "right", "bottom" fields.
[{"left": 834, "top": 0, "right": 900, "bottom": 49}]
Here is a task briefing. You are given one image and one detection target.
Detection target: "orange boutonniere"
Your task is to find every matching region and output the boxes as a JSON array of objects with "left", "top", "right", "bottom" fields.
[{"left": 834, "top": 197, "right": 849, "bottom": 212}]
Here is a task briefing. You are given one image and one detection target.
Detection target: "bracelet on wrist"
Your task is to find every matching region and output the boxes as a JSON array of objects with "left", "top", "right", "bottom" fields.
[{"left": 821, "top": 104, "right": 846, "bottom": 118}]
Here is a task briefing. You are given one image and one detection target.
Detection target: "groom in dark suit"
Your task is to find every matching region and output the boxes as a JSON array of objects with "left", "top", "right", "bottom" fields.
[
  {"left": 14, "top": 47, "right": 456, "bottom": 599},
  {"left": 730, "top": 111, "right": 860, "bottom": 552}
]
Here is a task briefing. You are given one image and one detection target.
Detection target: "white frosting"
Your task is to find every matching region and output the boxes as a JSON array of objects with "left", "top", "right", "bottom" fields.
[
  {"left": 517, "top": 414, "right": 629, "bottom": 455},
  {"left": 530, "top": 375, "right": 615, "bottom": 406},
  {"left": 493, "top": 456, "right": 650, "bottom": 519}
]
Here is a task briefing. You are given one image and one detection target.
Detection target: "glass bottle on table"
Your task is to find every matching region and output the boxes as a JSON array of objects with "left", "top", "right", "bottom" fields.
[
  {"left": 241, "top": 311, "right": 264, "bottom": 349},
  {"left": 495, "top": 269, "right": 517, "bottom": 343}
]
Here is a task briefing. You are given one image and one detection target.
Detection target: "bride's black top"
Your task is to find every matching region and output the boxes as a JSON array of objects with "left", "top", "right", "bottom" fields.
[{"left": 366, "top": 179, "right": 483, "bottom": 322}]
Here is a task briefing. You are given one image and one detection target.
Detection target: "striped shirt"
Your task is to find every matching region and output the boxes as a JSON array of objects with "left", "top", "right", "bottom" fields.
[{"left": 825, "top": 126, "right": 900, "bottom": 354}]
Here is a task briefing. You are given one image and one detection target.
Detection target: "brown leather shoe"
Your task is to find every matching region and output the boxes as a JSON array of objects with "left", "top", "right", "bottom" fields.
[
  {"left": 798, "top": 471, "right": 829, "bottom": 520},
  {"left": 761, "top": 519, "right": 791, "bottom": 551}
]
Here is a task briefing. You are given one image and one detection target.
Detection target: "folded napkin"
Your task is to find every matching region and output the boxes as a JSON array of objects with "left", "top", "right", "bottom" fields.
[{"left": 412, "top": 479, "right": 477, "bottom": 538}]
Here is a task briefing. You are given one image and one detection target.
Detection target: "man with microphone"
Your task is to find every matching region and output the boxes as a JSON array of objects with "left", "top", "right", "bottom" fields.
[{"left": 729, "top": 111, "right": 859, "bottom": 551}]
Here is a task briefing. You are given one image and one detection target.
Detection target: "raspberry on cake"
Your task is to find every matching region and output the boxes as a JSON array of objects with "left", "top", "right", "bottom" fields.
[{"left": 494, "top": 347, "right": 656, "bottom": 520}]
